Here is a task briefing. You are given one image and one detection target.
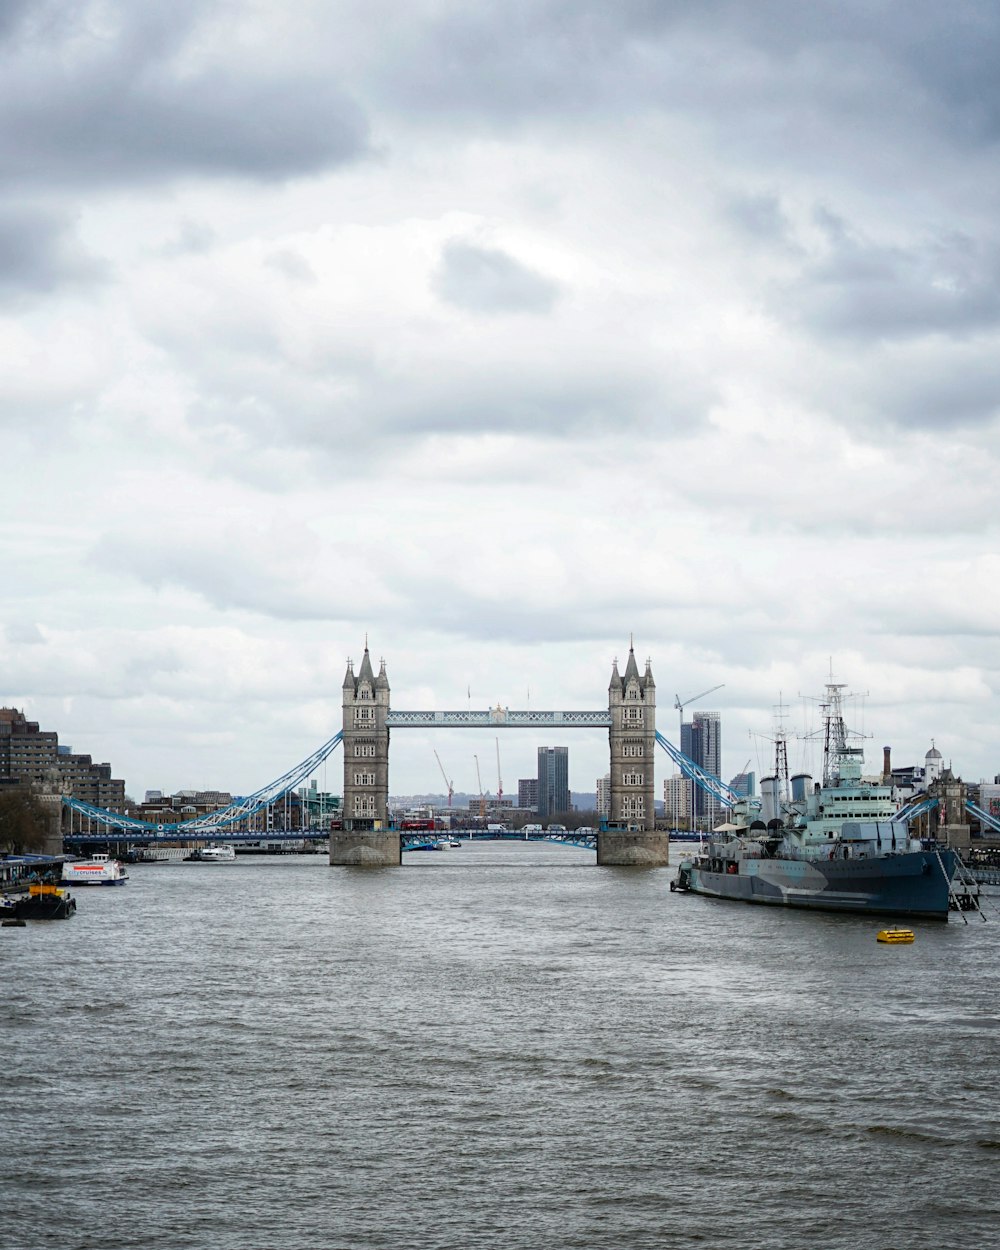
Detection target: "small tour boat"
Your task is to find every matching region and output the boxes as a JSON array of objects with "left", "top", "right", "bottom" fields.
[
  {"left": 877, "top": 927, "right": 915, "bottom": 944},
  {"left": 62, "top": 853, "right": 129, "bottom": 886}
]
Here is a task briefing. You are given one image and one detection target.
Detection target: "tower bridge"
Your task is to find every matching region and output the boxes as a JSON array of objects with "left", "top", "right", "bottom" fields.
[
  {"left": 335, "top": 640, "right": 667, "bottom": 867},
  {"left": 58, "top": 638, "right": 739, "bottom": 866}
]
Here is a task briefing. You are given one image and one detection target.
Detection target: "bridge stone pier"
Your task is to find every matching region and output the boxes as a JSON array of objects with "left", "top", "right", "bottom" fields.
[{"left": 329, "top": 641, "right": 670, "bottom": 868}]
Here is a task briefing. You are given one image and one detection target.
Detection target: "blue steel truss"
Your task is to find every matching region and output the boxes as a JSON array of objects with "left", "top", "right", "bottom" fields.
[
  {"left": 63, "top": 731, "right": 344, "bottom": 837},
  {"left": 965, "top": 798, "right": 1000, "bottom": 834},
  {"left": 655, "top": 731, "right": 739, "bottom": 807},
  {"left": 894, "top": 794, "right": 939, "bottom": 824},
  {"left": 386, "top": 709, "right": 612, "bottom": 728},
  {"left": 61, "top": 715, "right": 732, "bottom": 837}
]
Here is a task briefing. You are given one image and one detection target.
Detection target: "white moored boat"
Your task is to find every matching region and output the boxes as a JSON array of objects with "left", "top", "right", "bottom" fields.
[
  {"left": 187, "top": 844, "right": 237, "bottom": 862},
  {"left": 61, "top": 854, "right": 129, "bottom": 886}
]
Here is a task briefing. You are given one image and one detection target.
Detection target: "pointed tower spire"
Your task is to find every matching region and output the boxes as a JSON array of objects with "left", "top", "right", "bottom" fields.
[{"left": 357, "top": 642, "right": 375, "bottom": 683}]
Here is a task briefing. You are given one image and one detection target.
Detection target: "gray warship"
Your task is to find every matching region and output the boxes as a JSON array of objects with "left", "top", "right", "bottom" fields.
[{"left": 671, "top": 682, "right": 959, "bottom": 920}]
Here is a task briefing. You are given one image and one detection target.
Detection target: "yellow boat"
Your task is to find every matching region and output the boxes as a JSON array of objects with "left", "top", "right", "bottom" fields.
[{"left": 877, "top": 927, "right": 915, "bottom": 944}]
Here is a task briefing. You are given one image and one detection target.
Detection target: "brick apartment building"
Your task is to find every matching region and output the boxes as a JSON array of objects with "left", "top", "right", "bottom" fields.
[{"left": 0, "top": 707, "right": 126, "bottom": 817}]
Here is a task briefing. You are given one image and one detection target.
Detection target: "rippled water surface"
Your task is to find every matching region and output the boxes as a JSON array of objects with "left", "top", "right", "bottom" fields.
[{"left": 4, "top": 841, "right": 999, "bottom": 1249}]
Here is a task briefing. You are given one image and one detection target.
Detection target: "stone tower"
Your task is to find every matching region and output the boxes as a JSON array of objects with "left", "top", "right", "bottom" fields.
[
  {"left": 598, "top": 642, "right": 667, "bottom": 865},
  {"left": 608, "top": 642, "right": 656, "bottom": 831},
  {"left": 341, "top": 644, "right": 390, "bottom": 830},
  {"left": 931, "top": 767, "right": 972, "bottom": 850}
]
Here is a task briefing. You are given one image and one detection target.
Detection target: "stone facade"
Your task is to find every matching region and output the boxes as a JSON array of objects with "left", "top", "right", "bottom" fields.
[
  {"left": 930, "top": 768, "right": 973, "bottom": 849},
  {"left": 328, "top": 829, "right": 401, "bottom": 866},
  {"left": 607, "top": 644, "right": 656, "bottom": 833},
  {"left": 596, "top": 829, "right": 669, "bottom": 866},
  {"left": 340, "top": 645, "right": 390, "bottom": 832}
]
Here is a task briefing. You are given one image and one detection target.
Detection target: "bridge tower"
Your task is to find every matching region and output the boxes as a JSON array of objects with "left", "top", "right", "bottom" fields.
[
  {"left": 330, "top": 643, "right": 400, "bottom": 866},
  {"left": 599, "top": 642, "right": 669, "bottom": 865}
]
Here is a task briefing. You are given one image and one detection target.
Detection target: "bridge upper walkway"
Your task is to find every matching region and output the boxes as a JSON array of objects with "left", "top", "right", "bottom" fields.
[{"left": 386, "top": 710, "right": 611, "bottom": 728}]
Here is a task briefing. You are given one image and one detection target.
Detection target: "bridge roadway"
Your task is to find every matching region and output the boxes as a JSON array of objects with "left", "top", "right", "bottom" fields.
[
  {"left": 63, "top": 829, "right": 325, "bottom": 846},
  {"left": 62, "top": 828, "right": 599, "bottom": 850}
]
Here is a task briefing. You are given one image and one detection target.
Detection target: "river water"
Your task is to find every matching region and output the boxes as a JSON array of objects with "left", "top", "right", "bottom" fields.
[{"left": 3, "top": 840, "right": 999, "bottom": 1250}]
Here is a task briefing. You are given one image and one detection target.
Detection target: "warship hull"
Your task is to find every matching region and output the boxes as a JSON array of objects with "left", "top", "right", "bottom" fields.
[{"left": 676, "top": 847, "right": 957, "bottom": 920}]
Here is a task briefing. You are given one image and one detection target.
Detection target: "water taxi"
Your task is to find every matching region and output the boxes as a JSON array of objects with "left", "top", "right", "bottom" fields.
[{"left": 185, "top": 844, "right": 237, "bottom": 862}]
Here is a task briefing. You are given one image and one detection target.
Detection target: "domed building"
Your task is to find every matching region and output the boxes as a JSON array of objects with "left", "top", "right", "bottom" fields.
[{"left": 923, "top": 742, "right": 943, "bottom": 787}]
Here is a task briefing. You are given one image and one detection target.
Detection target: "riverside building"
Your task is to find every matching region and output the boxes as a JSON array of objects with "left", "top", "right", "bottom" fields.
[{"left": 0, "top": 707, "right": 125, "bottom": 816}]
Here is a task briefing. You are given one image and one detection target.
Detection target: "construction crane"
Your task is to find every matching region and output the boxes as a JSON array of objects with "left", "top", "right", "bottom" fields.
[
  {"left": 433, "top": 749, "right": 454, "bottom": 807},
  {"left": 674, "top": 685, "right": 725, "bottom": 739},
  {"left": 495, "top": 737, "right": 503, "bottom": 808},
  {"left": 474, "top": 753, "right": 486, "bottom": 820}
]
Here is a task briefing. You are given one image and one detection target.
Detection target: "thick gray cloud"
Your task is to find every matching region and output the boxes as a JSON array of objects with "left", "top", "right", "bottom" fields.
[
  {"left": 357, "top": 1, "right": 1000, "bottom": 151},
  {"left": 724, "top": 192, "right": 797, "bottom": 249},
  {"left": 5, "top": 1, "right": 1000, "bottom": 797},
  {"left": 0, "top": 206, "right": 104, "bottom": 297},
  {"left": 0, "top": 3, "right": 369, "bottom": 187},
  {"left": 872, "top": 345, "right": 1000, "bottom": 429},
  {"left": 433, "top": 241, "right": 559, "bottom": 314},
  {"left": 3, "top": 621, "right": 44, "bottom": 645},
  {"left": 785, "top": 212, "right": 1000, "bottom": 341}
]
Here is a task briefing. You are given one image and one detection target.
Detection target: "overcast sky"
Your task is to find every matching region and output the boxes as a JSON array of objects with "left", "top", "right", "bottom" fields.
[{"left": 4, "top": 1, "right": 1000, "bottom": 804}]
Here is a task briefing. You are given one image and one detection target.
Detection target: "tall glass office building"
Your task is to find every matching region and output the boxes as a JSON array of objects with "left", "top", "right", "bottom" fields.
[
  {"left": 537, "top": 746, "right": 570, "bottom": 821},
  {"left": 681, "top": 711, "right": 722, "bottom": 830}
]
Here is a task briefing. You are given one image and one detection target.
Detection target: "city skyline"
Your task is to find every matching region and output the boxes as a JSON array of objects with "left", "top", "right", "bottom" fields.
[
  {"left": 2, "top": 679, "right": 958, "bottom": 814},
  {"left": 4, "top": 6, "right": 1000, "bottom": 798}
]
